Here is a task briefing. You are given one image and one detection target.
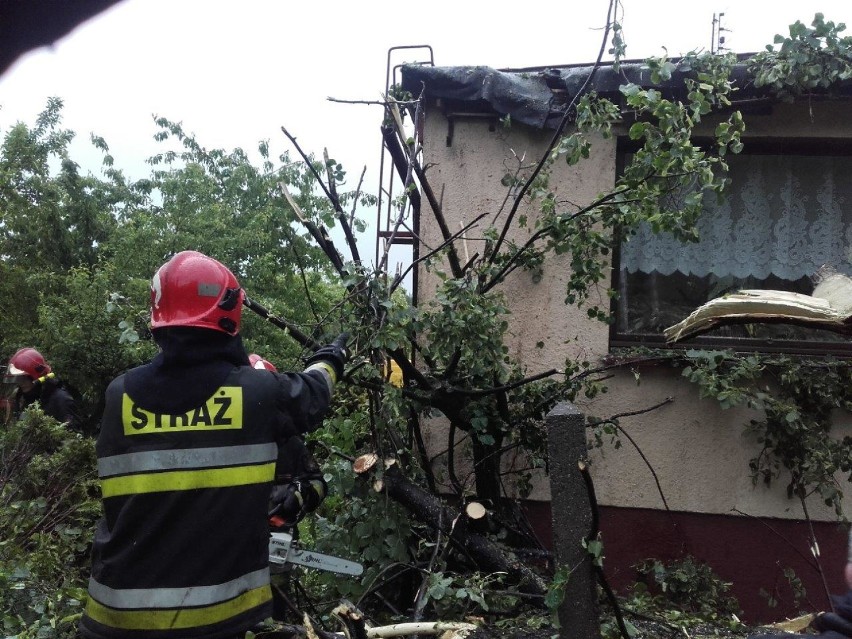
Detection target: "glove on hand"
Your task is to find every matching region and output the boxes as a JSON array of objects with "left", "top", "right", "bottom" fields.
[
  {"left": 270, "top": 479, "right": 326, "bottom": 525},
  {"left": 271, "top": 482, "right": 304, "bottom": 524},
  {"left": 305, "top": 332, "right": 350, "bottom": 382}
]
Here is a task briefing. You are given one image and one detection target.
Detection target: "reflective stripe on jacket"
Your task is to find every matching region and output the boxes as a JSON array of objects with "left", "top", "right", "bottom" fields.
[{"left": 80, "top": 365, "right": 331, "bottom": 639}]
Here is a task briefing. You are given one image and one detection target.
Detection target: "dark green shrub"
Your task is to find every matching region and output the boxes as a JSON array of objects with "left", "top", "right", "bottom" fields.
[{"left": 0, "top": 407, "right": 100, "bottom": 638}]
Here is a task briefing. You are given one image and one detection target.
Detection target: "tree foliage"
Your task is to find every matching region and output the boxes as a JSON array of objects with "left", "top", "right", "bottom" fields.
[
  {"left": 0, "top": 408, "right": 99, "bottom": 638},
  {"left": 0, "top": 104, "right": 348, "bottom": 428},
  {"left": 682, "top": 350, "right": 852, "bottom": 515}
]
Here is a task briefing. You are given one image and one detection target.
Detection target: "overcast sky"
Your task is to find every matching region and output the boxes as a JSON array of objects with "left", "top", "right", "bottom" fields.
[{"left": 1, "top": 0, "right": 850, "bottom": 267}]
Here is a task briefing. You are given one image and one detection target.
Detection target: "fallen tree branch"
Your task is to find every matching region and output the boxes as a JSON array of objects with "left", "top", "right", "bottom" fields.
[
  {"left": 366, "top": 622, "right": 478, "bottom": 638},
  {"left": 486, "top": 0, "right": 616, "bottom": 264},
  {"left": 356, "top": 457, "right": 549, "bottom": 598}
]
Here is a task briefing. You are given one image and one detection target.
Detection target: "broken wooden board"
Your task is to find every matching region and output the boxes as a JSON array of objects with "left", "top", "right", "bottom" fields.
[{"left": 664, "top": 272, "right": 852, "bottom": 343}]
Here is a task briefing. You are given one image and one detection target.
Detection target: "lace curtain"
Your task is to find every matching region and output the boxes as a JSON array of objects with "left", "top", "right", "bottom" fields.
[{"left": 620, "top": 154, "right": 852, "bottom": 280}]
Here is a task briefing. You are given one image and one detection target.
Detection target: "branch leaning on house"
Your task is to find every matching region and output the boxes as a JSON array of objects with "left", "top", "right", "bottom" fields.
[
  {"left": 480, "top": 185, "right": 632, "bottom": 294},
  {"left": 383, "top": 98, "right": 464, "bottom": 279},
  {"left": 486, "top": 0, "right": 619, "bottom": 265},
  {"left": 378, "top": 100, "right": 422, "bottom": 274},
  {"left": 730, "top": 508, "right": 820, "bottom": 574},
  {"left": 798, "top": 490, "right": 835, "bottom": 613},
  {"left": 389, "top": 212, "right": 490, "bottom": 296}
]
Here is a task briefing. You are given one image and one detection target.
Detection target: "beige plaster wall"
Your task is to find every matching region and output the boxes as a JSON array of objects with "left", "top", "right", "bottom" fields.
[
  {"left": 415, "top": 100, "right": 852, "bottom": 522},
  {"left": 415, "top": 116, "right": 613, "bottom": 369}
]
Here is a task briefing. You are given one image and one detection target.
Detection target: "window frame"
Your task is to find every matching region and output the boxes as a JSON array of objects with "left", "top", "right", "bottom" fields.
[{"left": 609, "top": 135, "right": 852, "bottom": 357}]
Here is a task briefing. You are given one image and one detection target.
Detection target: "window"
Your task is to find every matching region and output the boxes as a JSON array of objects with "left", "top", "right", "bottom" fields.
[{"left": 612, "top": 139, "right": 852, "bottom": 354}]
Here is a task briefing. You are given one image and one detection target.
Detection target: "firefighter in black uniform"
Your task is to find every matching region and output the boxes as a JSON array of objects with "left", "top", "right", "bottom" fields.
[
  {"left": 4, "top": 347, "right": 79, "bottom": 430},
  {"left": 79, "top": 251, "right": 348, "bottom": 639}
]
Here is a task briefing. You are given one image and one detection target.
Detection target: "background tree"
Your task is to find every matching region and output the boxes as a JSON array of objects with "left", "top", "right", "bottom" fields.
[{"left": 0, "top": 104, "right": 349, "bottom": 430}]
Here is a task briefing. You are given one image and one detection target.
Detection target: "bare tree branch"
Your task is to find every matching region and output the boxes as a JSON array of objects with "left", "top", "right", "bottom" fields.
[
  {"left": 447, "top": 369, "right": 563, "bottom": 397},
  {"left": 389, "top": 212, "right": 489, "bottom": 295},
  {"left": 350, "top": 165, "right": 367, "bottom": 230},
  {"left": 243, "top": 297, "right": 318, "bottom": 349},
  {"left": 588, "top": 397, "right": 675, "bottom": 511}
]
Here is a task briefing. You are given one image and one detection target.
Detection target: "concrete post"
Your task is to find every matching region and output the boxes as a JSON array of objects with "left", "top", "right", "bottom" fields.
[{"left": 546, "top": 401, "right": 601, "bottom": 639}]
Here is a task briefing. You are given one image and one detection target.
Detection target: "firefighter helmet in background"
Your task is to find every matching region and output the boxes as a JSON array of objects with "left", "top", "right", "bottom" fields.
[
  {"left": 249, "top": 354, "right": 278, "bottom": 372},
  {"left": 6, "top": 347, "right": 51, "bottom": 380},
  {"left": 150, "top": 251, "right": 245, "bottom": 335}
]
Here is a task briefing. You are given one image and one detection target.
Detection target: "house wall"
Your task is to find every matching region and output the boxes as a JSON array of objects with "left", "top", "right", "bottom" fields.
[{"left": 415, "top": 100, "right": 852, "bottom": 621}]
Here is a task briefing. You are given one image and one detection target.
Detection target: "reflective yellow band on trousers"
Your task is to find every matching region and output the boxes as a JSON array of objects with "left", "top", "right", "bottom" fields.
[
  {"left": 100, "top": 462, "right": 275, "bottom": 498},
  {"left": 85, "top": 584, "right": 271, "bottom": 630},
  {"left": 88, "top": 568, "right": 269, "bottom": 609}
]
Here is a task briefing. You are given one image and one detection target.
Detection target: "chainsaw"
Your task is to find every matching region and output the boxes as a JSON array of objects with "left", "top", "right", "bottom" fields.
[{"left": 268, "top": 531, "right": 363, "bottom": 577}]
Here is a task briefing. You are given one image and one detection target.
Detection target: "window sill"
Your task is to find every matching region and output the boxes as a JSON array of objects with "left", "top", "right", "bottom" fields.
[{"left": 609, "top": 333, "right": 852, "bottom": 358}]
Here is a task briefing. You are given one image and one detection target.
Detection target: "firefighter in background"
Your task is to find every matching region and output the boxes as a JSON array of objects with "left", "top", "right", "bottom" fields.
[
  {"left": 80, "top": 251, "right": 349, "bottom": 639},
  {"left": 248, "top": 353, "right": 328, "bottom": 529},
  {"left": 3, "top": 347, "right": 79, "bottom": 430}
]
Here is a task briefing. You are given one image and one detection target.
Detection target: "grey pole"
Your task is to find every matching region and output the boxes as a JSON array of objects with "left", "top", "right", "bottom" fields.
[{"left": 546, "top": 402, "right": 601, "bottom": 639}]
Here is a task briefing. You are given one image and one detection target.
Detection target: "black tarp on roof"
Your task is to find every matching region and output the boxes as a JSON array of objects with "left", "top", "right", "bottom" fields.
[
  {"left": 401, "top": 60, "right": 852, "bottom": 131},
  {"left": 400, "top": 62, "right": 751, "bottom": 130},
  {"left": 399, "top": 65, "right": 557, "bottom": 129}
]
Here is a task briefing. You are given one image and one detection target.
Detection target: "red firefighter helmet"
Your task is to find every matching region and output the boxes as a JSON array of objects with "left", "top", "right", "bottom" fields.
[
  {"left": 7, "top": 347, "right": 51, "bottom": 380},
  {"left": 249, "top": 354, "right": 278, "bottom": 372},
  {"left": 150, "top": 251, "right": 245, "bottom": 335}
]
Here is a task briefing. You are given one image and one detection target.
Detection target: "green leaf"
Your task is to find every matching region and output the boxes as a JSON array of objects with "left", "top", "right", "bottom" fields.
[{"left": 628, "top": 122, "right": 647, "bottom": 140}]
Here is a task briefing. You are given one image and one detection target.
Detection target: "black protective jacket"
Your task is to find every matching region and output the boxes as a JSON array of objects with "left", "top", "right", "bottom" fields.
[
  {"left": 80, "top": 330, "right": 332, "bottom": 639},
  {"left": 14, "top": 376, "right": 79, "bottom": 429}
]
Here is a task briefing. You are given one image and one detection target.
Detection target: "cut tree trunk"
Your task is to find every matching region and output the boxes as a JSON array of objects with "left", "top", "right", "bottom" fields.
[{"left": 358, "top": 457, "right": 548, "bottom": 598}]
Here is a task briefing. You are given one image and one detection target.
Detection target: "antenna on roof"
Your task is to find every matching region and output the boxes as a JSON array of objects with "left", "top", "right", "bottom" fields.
[{"left": 711, "top": 12, "right": 730, "bottom": 54}]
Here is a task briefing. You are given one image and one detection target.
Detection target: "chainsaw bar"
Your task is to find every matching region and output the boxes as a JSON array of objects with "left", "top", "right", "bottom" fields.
[{"left": 269, "top": 532, "right": 364, "bottom": 576}]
